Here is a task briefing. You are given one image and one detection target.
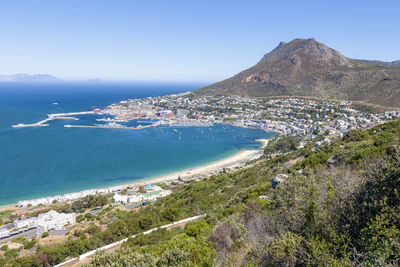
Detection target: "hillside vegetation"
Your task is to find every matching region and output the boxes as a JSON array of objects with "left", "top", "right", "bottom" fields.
[{"left": 5, "top": 120, "right": 400, "bottom": 266}]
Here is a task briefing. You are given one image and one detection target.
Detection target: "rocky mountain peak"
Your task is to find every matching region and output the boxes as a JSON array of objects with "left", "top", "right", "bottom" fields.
[
  {"left": 196, "top": 38, "right": 400, "bottom": 108},
  {"left": 260, "top": 38, "right": 351, "bottom": 68}
]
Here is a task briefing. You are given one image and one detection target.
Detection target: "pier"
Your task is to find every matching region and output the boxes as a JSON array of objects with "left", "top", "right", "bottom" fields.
[
  {"left": 12, "top": 123, "right": 49, "bottom": 128},
  {"left": 64, "top": 124, "right": 158, "bottom": 130},
  {"left": 49, "top": 111, "right": 95, "bottom": 117},
  {"left": 11, "top": 111, "right": 91, "bottom": 128}
]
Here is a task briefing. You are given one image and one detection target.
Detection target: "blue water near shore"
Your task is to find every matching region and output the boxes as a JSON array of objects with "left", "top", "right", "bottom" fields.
[{"left": 0, "top": 82, "right": 274, "bottom": 205}]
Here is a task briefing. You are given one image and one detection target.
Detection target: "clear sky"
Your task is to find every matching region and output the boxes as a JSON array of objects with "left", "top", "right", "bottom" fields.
[{"left": 0, "top": 0, "right": 399, "bottom": 82}]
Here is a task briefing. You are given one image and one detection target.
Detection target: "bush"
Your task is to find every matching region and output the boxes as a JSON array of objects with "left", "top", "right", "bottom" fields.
[
  {"left": 0, "top": 256, "right": 5, "bottom": 266},
  {"left": 12, "top": 255, "right": 41, "bottom": 267},
  {"left": 41, "top": 232, "right": 49, "bottom": 238},
  {"left": 298, "top": 151, "right": 328, "bottom": 169},
  {"left": 85, "top": 225, "right": 101, "bottom": 235},
  {"left": 85, "top": 213, "right": 94, "bottom": 221},
  {"left": 11, "top": 236, "right": 26, "bottom": 244},
  {"left": 185, "top": 220, "right": 211, "bottom": 239},
  {"left": 76, "top": 215, "right": 84, "bottom": 223},
  {"left": 24, "top": 238, "right": 37, "bottom": 250},
  {"left": 4, "top": 248, "right": 19, "bottom": 261}
]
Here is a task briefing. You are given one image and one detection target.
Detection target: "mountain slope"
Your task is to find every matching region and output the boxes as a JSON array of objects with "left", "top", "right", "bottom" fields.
[{"left": 196, "top": 38, "right": 400, "bottom": 108}]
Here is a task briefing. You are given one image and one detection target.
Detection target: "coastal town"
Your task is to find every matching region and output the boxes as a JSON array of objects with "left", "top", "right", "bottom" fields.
[
  {"left": 104, "top": 92, "right": 400, "bottom": 139},
  {"left": 3, "top": 93, "right": 400, "bottom": 265},
  {"left": 13, "top": 91, "right": 400, "bottom": 142},
  {"left": 8, "top": 93, "right": 400, "bottom": 210}
]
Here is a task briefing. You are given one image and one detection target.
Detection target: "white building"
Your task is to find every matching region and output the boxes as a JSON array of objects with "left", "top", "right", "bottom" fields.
[
  {"left": 0, "top": 228, "right": 10, "bottom": 238},
  {"left": 36, "top": 210, "right": 76, "bottom": 236},
  {"left": 113, "top": 186, "right": 171, "bottom": 205},
  {"left": 17, "top": 185, "right": 124, "bottom": 208},
  {"left": 13, "top": 210, "right": 75, "bottom": 236},
  {"left": 13, "top": 217, "right": 39, "bottom": 229},
  {"left": 113, "top": 193, "right": 128, "bottom": 204}
]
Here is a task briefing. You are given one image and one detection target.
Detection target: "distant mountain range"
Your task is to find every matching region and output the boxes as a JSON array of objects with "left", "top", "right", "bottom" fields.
[
  {"left": 0, "top": 73, "right": 60, "bottom": 82},
  {"left": 196, "top": 38, "right": 400, "bottom": 108}
]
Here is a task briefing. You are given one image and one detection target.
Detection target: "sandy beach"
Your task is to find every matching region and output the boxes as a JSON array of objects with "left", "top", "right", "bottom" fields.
[
  {"left": 122, "top": 138, "right": 269, "bottom": 186},
  {"left": 0, "top": 139, "right": 269, "bottom": 210}
]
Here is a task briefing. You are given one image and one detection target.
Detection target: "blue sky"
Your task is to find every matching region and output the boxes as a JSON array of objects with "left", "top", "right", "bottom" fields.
[{"left": 0, "top": 0, "right": 399, "bottom": 82}]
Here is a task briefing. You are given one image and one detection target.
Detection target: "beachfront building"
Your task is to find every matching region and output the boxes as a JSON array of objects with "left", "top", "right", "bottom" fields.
[
  {"left": 0, "top": 228, "right": 10, "bottom": 238},
  {"left": 113, "top": 186, "right": 171, "bottom": 204},
  {"left": 17, "top": 185, "right": 124, "bottom": 208}
]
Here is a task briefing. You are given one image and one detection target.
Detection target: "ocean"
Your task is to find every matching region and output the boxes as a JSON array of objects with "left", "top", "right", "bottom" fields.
[{"left": 0, "top": 82, "right": 273, "bottom": 205}]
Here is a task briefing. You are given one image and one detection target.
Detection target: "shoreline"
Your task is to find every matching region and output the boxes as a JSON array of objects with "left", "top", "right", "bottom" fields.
[
  {"left": 121, "top": 138, "right": 268, "bottom": 187},
  {"left": 0, "top": 139, "right": 269, "bottom": 210}
]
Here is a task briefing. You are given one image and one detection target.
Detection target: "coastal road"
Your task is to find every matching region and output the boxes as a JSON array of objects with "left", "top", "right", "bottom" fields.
[
  {"left": 55, "top": 214, "right": 207, "bottom": 267},
  {"left": 0, "top": 228, "right": 36, "bottom": 242}
]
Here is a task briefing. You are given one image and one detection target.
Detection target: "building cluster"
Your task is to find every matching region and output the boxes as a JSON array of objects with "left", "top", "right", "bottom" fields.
[
  {"left": 106, "top": 93, "right": 399, "bottom": 140},
  {"left": 17, "top": 185, "right": 125, "bottom": 208},
  {"left": 0, "top": 210, "right": 76, "bottom": 239},
  {"left": 113, "top": 184, "right": 171, "bottom": 205}
]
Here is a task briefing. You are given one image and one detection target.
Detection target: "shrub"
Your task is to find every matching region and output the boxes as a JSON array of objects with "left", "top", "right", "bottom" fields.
[
  {"left": 41, "top": 232, "right": 49, "bottom": 238},
  {"left": 85, "top": 225, "right": 101, "bottom": 235},
  {"left": 4, "top": 248, "right": 19, "bottom": 261},
  {"left": 24, "top": 238, "right": 37, "bottom": 250},
  {"left": 12, "top": 255, "right": 41, "bottom": 267}
]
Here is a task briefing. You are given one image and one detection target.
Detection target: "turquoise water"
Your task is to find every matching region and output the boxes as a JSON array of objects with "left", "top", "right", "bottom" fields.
[{"left": 0, "top": 83, "right": 274, "bottom": 205}]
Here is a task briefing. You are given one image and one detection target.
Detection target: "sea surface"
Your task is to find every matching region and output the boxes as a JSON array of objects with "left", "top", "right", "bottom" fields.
[{"left": 0, "top": 82, "right": 274, "bottom": 205}]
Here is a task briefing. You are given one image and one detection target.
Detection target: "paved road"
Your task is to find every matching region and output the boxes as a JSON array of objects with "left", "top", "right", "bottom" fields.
[
  {"left": 50, "top": 226, "right": 72, "bottom": 237},
  {"left": 89, "top": 208, "right": 103, "bottom": 216},
  {"left": 124, "top": 203, "right": 140, "bottom": 210},
  {"left": 0, "top": 228, "right": 36, "bottom": 242}
]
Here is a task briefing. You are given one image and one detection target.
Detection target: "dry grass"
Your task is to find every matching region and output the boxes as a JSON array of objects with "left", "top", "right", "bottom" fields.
[{"left": 38, "top": 235, "right": 69, "bottom": 247}]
